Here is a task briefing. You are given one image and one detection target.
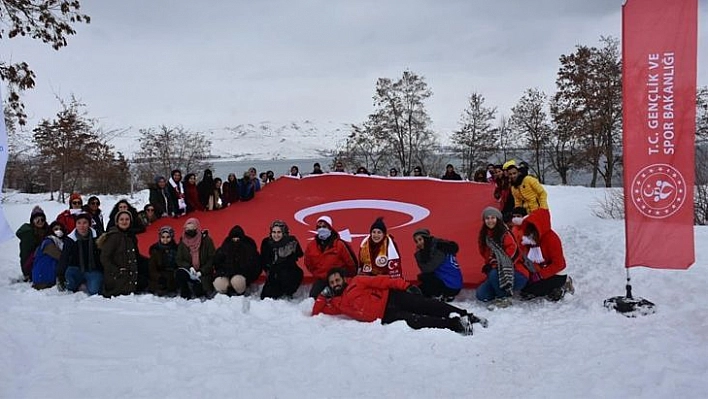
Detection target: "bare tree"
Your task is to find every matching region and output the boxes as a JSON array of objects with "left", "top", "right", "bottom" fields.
[
  {"left": 510, "top": 88, "right": 551, "bottom": 183},
  {"left": 32, "top": 95, "right": 126, "bottom": 199},
  {"left": 337, "top": 70, "right": 440, "bottom": 175},
  {"left": 1, "top": 0, "right": 90, "bottom": 125},
  {"left": 549, "top": 96, "right": 582, "bottom": 185},
  {"left": 451, "top": 92, "right": 497, "bottom": 179},
  {"left": 554, "top": 36, "right": 622, "bottom": 187},
  {"left": 495, "top": 115, "right": 513, "bottom": 163},
  {"left": 133, "top": 125, "right": 212, "bottom": 186}
]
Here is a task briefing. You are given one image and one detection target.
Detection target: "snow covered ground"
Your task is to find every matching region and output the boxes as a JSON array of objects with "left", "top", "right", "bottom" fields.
[{"left": 1, "top": 186, "right": 706, "bottom": 399}]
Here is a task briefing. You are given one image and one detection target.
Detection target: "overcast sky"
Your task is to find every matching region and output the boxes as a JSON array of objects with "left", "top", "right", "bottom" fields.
[{"left": 5, "top": 0, "right": 708, "bottom": 137}]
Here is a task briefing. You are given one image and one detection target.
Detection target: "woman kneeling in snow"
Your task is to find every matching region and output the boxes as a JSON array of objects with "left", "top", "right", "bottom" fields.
[{"left": 518, "top": 208, "right": 574, "bottom": 301}]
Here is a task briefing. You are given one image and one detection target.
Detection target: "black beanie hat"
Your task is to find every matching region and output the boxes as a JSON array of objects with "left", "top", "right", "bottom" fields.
[
  {"left": 370, "top": 217, "right": 387, "bottom": 234},
  {"left": 413, "top": 228, "right": 431, "bottom": 239}
]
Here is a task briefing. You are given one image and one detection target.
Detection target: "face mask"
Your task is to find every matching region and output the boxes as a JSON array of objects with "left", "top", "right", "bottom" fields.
[
  {"left": 54, "top": 230, "right": 64, "bottom": 238},
  {"left": 317, "top": 227, "right": 332, "bottom": 240},
  {"left": 185, "top": 229, "right": 198, "bottom": 238},
  {"left": 521, "top": 235, "right": 536, "bottom": 246},
  {"left": 512, "top": 216, "right": 524, "bottom": 226}
]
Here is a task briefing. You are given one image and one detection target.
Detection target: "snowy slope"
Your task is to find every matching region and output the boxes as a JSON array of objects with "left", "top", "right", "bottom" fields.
[{"left": 1, "top": 186, "right": 707, "bottom": 399}]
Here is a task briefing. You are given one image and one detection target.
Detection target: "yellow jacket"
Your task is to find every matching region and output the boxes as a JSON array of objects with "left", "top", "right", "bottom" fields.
[{"left": 511, "top": 176, "right": 548, "bottom": 213}]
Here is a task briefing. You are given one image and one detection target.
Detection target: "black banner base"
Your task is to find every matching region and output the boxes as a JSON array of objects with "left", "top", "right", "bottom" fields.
[{"left": 604, "top": 296, "right": 656, "bottom": 317}]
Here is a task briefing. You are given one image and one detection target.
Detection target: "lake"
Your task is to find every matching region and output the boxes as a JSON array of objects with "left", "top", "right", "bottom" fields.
[{"left": 209, "top": 158, "right": 331, "bottom": 179}]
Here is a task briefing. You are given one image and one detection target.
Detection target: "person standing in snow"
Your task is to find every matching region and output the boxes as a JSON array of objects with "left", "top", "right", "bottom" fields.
[
  {"left": 168, "top": 169, "right": 187, "bottom": 216},
  {"left": 475, "top": 207, "right": 529, "bottom": 306},
  {"left": 259, "top": 220, "right": 304, "bottom": 300},
  {"left": 16, "top": 205, "right": 49, "bottom": 281},
  {"left": 358, "top": 217, "right": 402, "bottom": 279},
  {"left": 412, "top": 229, "right": 463, "bottom": 302},
  {"left": 312, "top": 268, "right": 486, "bottom": 336},
  {"left": 518, "top": 208, "right": 574, "bottom": 301},
  {"left": 55, "top": 192, "right": 84, "bottom": 234},
  {"left": 504, "top": 161, "right": 548, "bottom": 215},
  {"left": 304, "top": 215, "right": 358, "bottom": 298},
  {"left": 149, "top": 176, "right": 176, "bottom": 218},
  {"left": 440, "top": 164, "right": 463, "bottom": 180}
]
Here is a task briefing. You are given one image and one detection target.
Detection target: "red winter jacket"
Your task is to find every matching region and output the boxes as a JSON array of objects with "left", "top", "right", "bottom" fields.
[
  {"left": 304, "top": 236, "right": 357, "bottom": 279},
  {"left": 55, "top": 210, "right": 77, "bottom": 233},
  {"left": 312, "top": 275, "right": 409, "bottom": 322},
  {"left": 521, "top": 208, "right": 566, "bottom": 279},
  {"left": 478, "top": 229, "right": 529, "bottom": 279}
]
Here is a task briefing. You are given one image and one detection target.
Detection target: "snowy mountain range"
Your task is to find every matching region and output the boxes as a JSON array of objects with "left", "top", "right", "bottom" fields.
[{"left": 109, "top": 120, "right": 354, "bottom": 161}]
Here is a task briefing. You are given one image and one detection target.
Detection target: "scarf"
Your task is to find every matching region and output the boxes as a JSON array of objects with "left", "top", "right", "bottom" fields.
[
  {"left": 182, "top": 219, "right": 203, "bottom": 269},
  {"left": 269, "top": 236, "right": 299, "bottom": 265},
  {"left": 486, "top": 233, "right": 515, "bottom": 294},
  {"left": 48, "top": 235, "right": 64, "bottom": 251},
  {"left": 158, "top": 241, "right": 177, "bottom": 270},
  {"left": 169, "top": 178, "right": 187, "bottom": 210},
  {"left": 360, "top": 235, "right": 399, "bottom": 275},
  {"left": 76, "top": 232, "right": 96, "bottom": 273}
]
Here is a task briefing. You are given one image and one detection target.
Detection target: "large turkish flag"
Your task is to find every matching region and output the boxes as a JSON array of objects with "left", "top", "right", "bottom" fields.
[{"left": 137, "top": 174, "right": 496, "bottom": 286}]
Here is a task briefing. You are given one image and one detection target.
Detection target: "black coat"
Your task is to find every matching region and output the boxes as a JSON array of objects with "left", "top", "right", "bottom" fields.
[{"left": 214, "top": 226, "right": 262, "bottom": 283}]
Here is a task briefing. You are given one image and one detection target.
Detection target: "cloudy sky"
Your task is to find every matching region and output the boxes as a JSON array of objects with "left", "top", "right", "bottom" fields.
[{"left": 5, "top": 0, "right": 708, "bottom": 137}]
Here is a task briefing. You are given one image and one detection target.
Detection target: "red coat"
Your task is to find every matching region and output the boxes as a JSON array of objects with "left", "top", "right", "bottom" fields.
[
  {"left": 304, "top": 237, "right": 357, "bottom": 279},
  {"left": 478, "top": 229, "right": 529, "bottom": 278},
  {"left": 184, "top": 183, "right": 204, "bottom": 212},
  {"left": 312, "top": 275, "right": 409, "bottom": 322},
  {"left": 521, "top": 208, "right": 566, "bottom": 279},
  {"left": 55, "top": 210, "right": 77, "bottom": 233}
]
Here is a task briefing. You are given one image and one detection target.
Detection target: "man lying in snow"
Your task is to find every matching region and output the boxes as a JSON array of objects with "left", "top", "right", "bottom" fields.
[{"left": 312, "top": 267, "right": 487, "bottom": 336}]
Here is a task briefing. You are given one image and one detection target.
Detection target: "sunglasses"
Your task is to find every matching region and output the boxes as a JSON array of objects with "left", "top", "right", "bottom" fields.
[
  {"left": 146, "top": 208, "right": 155, "bottom": 212},
  {"left": 71, "top": 201, "right": 82, "bottom": 205},
  {"left": 160, "top": 234, "right": 172, "bottom": 239},
  {"left": 89, "top": 201, "right": 100, "bottom": 205}
]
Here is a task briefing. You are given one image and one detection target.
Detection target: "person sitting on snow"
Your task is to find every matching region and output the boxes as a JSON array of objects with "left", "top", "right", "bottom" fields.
[
  {"left": 358, "top": 217, "right": 402, "bottom": 279},
  {"left": 304, "top": 215, "right": 358, "bottom": 298},
  {"left": 312, "top": 268, "right": 487, "bottom": 336},
  {"left": 412, "top": 228, "right": 463, "bottom": 302},
  {"left": 518, "top": 208, "right": 574, "bottom": 301},
  {"left": 475, "top": 207, "right": 529, "bottom": 307},
  {"left": 58, "top": 213, "right": 103, "bottom": 295}
]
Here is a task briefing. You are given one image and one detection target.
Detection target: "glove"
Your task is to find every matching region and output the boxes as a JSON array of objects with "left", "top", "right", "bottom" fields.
[
  {"left": 321, "top": 286, "right": 334, "bottom": 298},
  {"left": 481, "top": 264, "right": 492, "bottom": 275},
  {"left": 530, "top": 272, "right": 541, "bottom": 283},
  {"left": 188, "top": 267, "right": 202, "bottom": 281},
  {"left": 57, "top": 276, "right": 66, "bottom": 291},
  {"left": 406, "top": 285, "right": 422, "bottom": 295}
]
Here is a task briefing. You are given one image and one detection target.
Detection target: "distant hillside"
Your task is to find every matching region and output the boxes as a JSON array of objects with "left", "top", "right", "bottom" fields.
[{"left": 107, "top": 120, "right": 352, "bottom": 161}]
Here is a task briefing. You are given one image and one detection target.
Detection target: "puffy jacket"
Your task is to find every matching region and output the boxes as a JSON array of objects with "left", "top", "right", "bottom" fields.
[
  {"left": 511, "top": 175, "right": 548, "bottom": 213},
  {"left": 304, "top": 236, "right": 357, "bottom": 279},
  {"left": 479, "top": 229, "right": 529, "bottom": 279},
  {"left": 312, "top": 275, "right": 409, "bottom": 322},
  {"left": 99, "top": 226, "right": 139, "bottom": 297},
  {"left": 521, "top": 208, "right": 566, "bottom": 279}
]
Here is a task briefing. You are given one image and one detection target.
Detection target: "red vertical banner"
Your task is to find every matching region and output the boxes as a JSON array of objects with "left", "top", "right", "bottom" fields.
[{"left": 622, "top": 0, "right": 697, "bottom": 269}]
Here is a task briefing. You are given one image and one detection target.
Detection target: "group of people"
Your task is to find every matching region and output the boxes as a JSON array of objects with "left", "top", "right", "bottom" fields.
[{"left": 15, "top": 158, "right": 573, "bottom": 336}]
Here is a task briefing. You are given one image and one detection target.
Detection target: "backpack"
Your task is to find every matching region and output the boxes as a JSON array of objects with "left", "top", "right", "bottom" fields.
[{"left": 31, "top": 239, "right": 59, "bottom": 287}]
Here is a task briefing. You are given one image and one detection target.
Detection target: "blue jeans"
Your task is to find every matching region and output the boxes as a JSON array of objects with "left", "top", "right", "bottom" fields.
[
  {"left": 65, "top": 266, "right": 104, "bottom": 296},
  {"left": 475, "top": 269, "right": 529, "bottom": 302}
]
